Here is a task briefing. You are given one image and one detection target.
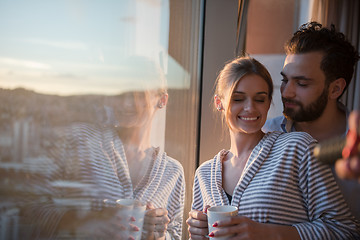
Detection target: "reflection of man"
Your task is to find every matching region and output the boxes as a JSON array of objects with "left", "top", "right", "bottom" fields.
[{"left": 263, "top": 22, "right": 360, "bottom": 219}]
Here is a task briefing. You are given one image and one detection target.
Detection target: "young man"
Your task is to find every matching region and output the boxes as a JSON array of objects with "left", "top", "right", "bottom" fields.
[{"left": 263, "top": 21, "right": 360, "bottom": 220}]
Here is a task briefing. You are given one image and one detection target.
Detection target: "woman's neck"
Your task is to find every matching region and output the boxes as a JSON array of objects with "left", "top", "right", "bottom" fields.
[
  {"left": 125, "top": 145, "right": 154, "bottom": 188},
  {"left": 115, "top": 124, "right": 154, "bottom": 188},
  {"left": 229, "top": 130, "right": 264, "bottom": 158},
  {"left": 116, "top": 126, "right": 152, "bottom": 154}
]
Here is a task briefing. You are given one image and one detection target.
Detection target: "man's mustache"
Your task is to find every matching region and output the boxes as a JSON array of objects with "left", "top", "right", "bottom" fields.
[{"left": 282, "top": 98, "right": 302, "bottom": 106}]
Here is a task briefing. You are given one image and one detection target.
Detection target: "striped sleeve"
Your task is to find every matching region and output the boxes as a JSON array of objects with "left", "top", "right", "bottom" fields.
[
  {"left": 192, "top": 158, "right": 217, "bottom": 211},
  {"left": 164, "top": 157, "right": 185, "bottom": 240},
  {"left": 294, "top": 140, "right": 360, "bottom": 239},
  {"left": 192, "top": 168, "right": 204, "bottom": 211}
]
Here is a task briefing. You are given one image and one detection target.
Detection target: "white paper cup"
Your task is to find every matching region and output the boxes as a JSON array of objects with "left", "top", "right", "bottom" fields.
[
  {"left": 116, "top": 199, "right": 146, "bottom": 240},
  {"left": 207, "top": 205, "right": 238, "bottom": 240}
]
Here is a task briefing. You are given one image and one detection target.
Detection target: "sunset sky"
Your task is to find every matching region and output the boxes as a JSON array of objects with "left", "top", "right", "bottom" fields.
[{"left": 0, "top": 0, "right": 188, "bottom": 96}]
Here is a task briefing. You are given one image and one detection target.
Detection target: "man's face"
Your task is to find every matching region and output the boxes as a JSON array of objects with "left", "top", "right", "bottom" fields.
[{"left": 280, "top": 52, "right": 329, "bottom": 122}]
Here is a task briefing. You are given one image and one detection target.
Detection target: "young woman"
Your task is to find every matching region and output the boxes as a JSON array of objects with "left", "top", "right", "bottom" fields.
[{"left": 186, "top": 56, "right": 359, "bottom": 239}]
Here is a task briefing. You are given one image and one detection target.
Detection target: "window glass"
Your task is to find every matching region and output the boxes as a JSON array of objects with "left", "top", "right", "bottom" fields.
[{"left": 0, "top": 0, "right": 202, "bottom": 238}]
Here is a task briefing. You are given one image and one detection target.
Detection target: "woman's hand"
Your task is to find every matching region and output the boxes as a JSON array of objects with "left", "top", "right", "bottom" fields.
[
  {"left": 209, "top": 215, "right": 300, "bottom": 240},
  {"left": 142, "top": 202, "right": 170, "bottom": 240},
  {"left": 186, "top": 205, "right": 209, "bottom": 240}
]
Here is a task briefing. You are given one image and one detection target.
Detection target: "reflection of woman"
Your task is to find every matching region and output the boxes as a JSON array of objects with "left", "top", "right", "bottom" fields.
[
  {"left": 102, "top": 88, "right": 185, "bottom": 239},
  {"left": 34, "top": 57, "right": 185, "bottom": 239},
  {"left": 186, "top": 57, "right": 359, "bottom": 239}
]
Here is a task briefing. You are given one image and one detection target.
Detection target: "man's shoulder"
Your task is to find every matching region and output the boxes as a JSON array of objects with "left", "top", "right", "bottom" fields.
[
  {"left": 277, "top": 131, "right": 316, "bottom": 144},
  {"left": 262, "top": 116, "right": 286, "bottom": 133}
]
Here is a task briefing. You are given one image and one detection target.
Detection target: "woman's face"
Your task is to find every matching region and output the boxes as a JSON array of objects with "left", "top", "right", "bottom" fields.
[
  {"left": 225, "top": 74, "right": 271, "bottom": 135},
  {"left": 105, "top": 91, "right": 158, "bottom": 129}
]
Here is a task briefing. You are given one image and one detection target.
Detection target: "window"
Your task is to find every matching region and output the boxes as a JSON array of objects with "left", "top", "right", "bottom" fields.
[{"left": 0, "top": 0, "right": 202, "bottom": 238}]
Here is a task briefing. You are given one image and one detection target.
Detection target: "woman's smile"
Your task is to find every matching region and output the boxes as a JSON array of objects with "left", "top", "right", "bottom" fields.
[{"left": 238, "top": 116, "right": 259, "bottom": 121}]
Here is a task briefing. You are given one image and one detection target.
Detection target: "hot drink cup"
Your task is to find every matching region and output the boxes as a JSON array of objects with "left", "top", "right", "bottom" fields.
[
  {"left": 207, "top": 205, "right": 238, "bottom": 240},
  {"left": 116, "top": 199, "right": 146, "bottom": 240}
]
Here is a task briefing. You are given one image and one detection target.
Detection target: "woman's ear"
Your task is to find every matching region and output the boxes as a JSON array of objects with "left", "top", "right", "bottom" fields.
[
  {"left": 157, "top": 93, "right": 168, "bottom": 109},
  {"left": 214, "top": 95, "right": 223, "bottom": 111},
  {"left": 329, "top": 78, "right": 346, "bottom": 100}
]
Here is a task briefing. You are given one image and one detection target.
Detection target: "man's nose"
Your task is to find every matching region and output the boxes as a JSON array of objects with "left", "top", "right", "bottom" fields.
[{"left": 281, "top": 81, "right": 296, "bottom": 99}]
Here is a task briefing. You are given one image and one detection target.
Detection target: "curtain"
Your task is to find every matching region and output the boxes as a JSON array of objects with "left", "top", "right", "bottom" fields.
[
  {"left": 235, "top": 0, "right": 250, "bottom": 57},
  {"left": 311, "top": 0, "right": 360, "bottom": 110}
]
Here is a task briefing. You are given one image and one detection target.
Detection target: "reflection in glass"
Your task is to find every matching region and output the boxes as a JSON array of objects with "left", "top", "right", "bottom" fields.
[
  {"left": 1, "top": 50, "right": 186, "bottom": 240},
  {"left": 0, "top": 0, "right": 199, "bottom": 239},
  {"left": 1, "top": 58, "right": 185, "bottom": 239}
]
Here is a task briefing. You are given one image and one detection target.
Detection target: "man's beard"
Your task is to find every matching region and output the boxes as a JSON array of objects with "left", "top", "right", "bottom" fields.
[{"left": 282, "top": 88, "right": 329, "bottom": 122}]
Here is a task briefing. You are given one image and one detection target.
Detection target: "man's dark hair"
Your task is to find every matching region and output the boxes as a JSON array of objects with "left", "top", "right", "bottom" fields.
[{"left": 285, "top": 21, "right": 359, "bottom": 96}]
